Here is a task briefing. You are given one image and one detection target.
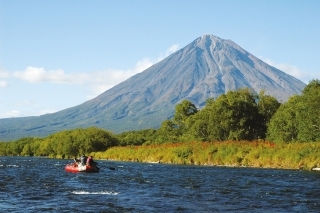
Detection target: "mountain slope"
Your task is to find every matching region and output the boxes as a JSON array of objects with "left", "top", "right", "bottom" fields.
[{"left": 0, "top": 34, "right": 306, "bottom": 141}]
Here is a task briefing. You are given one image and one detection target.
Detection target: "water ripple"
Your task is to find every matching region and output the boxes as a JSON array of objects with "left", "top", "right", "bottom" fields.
[{"left": 1, "top": 157, "right": 320, "bottom": 212}]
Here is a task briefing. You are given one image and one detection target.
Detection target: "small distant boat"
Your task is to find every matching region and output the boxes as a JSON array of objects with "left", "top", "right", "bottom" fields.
[
  {"left": 312, "top": 168, "right": 320, "bottom": 171},
  {"left": 65, "top": 163, "right": 100, "bottom": 173}
]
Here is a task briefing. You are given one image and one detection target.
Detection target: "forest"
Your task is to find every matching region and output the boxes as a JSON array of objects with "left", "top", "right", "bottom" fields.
[{"left": 0, "top": 79, "right": 319, "bottom": 169}]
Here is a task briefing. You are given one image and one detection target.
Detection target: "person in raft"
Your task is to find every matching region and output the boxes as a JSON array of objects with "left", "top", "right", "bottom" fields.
[
  {"left": 74, "top": 155, "right": 88, "bottom": 165},
  {"left": 86, "top": 156, "right": 97, "bottom": 166}
]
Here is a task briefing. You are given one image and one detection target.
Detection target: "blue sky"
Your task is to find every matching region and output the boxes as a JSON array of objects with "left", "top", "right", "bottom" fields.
[{"left": 0, "top": 0, "right": 319, "bottom": 118}]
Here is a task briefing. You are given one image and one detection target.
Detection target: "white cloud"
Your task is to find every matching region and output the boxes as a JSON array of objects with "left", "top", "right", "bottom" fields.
[
  {"left": 87, "top": 44, "right": 180, "bottom": 97},
  {"left": 16, "top": 100, "right": 39, "bottom": 108},
  {"left": 0, "top": 69, "right": 9, "bottom": 78},
  {"left": 165, "top": 44, "right": 180, "bottom": 57},
  {"left": 1, "top": 100, "right": 42, "bottom": 118},
  {"left": 0, "top": 68, "right": 9, "bottom": 88},
  {"left": 12, "top": 44, "right": 180, "bottom": 92},
  {"left": 0, "top": 99, "right": 58, "bottom": 118},
  {"left": 276, "top": 64, "right": 303, "bottom": 78},
  {"left": 132, "top": 44, "right": 179, "bottom": 73},
  {"left": 2, "top": 45, "right": 181, "bottom": 117},
  {"left": 0, "top": 80, "right": 7, "bottom": 88},
  {"left": 262, "top": 58, "right": 313, "bottom": 83},
  {"left": 13, "top": 66, "right": 90, "bottom": 84},
  {"left": 37, "top": 109, "right": 57, "bottom": 115},
  {"left": 0, "top": 110, "right": 21, "bottom": 118},
  {"left": 263, "top": 59, "right": 302, "bottom": 77}
]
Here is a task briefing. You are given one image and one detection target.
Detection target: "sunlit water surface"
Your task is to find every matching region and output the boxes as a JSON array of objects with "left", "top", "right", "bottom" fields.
[{"left": 1, "top": 156, "right": 320, "bottom": 212}]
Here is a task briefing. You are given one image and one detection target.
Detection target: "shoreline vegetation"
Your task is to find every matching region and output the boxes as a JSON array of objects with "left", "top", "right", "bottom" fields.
[
  {"left": 3, "top": 140, "right": 320, "bottom": 171},
  {"left": 90, "top": 141, "right": 320, "bottom": 171},
  {"left": 1, "top": 80, "right": 320, "bottom": 172}
]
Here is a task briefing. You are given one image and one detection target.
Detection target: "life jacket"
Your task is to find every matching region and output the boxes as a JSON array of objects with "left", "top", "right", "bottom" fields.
[{"left": 86, "top": 156, "right": 92, "bottom": 165}]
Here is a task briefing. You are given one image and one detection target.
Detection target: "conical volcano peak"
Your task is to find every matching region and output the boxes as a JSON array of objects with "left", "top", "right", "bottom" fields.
[
  {"left": 0, "top": 34, "right": 306, "bottom": 140},
  {"left": 200, "top": 34, "right": 223, "bottom": 41},
  {"left": 190, "top": 34, "right": 232, "bottom": 53},
  {"left": 197, "top": 34, "right": 225, "bottom": 44}
]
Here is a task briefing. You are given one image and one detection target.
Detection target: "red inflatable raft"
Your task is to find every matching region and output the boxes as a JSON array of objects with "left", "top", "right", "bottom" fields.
[{"left": 65, "top": 163, "right": 100, "bottom": 173}]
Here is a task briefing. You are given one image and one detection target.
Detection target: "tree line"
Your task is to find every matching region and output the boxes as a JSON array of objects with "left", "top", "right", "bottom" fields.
[
  {"left": 1, "top": 79, "right": 319, "bottom": 158},
  {"left": 0, "top": 127, "right": 118, "bottom": 158}
]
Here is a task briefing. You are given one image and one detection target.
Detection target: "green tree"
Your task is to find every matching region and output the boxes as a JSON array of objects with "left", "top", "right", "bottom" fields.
[
  {"left": 267, "top": 79, "right": 320, "bottom": 143},
  {"left": 257, "top": 90, "right": 281, "bottom": 138},
  {"left": 21, "top": 144, "right": 33, "bottom": 156},
  {"left": 156, "top": 120, "right": 179, "bottom": 143},
  {"left": 155, "top": 100, "right": 198, "bottom": 143},
  {"left": 296, "top": 80, "right": 320, "bottom": 141},
  {"left": 173, "top": 100, "right": 198, "bottom": 126},
  {"left": 211, "top": 89, "right": 262, "bottom": 141},
  {"left": 117, "top": 129, "right": 157, "bottom": 146},
  {"left": 185, "top": 89, "right": 265, "bottom": 141},
  {"left": 0, "top": 142, "right": 8, "bottom": 155},
  {"left": 183, "top": 108, "right": 210, "bottom": 141},
  {"left": 267, "top": 96, "right": 299, "bottom": 142}
]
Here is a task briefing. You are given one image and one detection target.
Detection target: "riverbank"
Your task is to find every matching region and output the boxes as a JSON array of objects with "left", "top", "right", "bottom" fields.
[{"left": 90, "top": 141, "right": 320, "bottom": 171}]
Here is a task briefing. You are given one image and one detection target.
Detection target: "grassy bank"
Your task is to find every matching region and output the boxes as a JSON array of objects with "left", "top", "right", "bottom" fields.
[{"left": 90, "top": 141, "right": 320, "bottom": 170}]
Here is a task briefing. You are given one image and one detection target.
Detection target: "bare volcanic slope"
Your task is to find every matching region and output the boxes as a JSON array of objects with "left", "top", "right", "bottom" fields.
[{"left": 0, "top": 34, "right": 306, "bottom": 141}]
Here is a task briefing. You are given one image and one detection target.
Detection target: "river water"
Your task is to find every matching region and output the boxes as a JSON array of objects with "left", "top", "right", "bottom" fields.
[{"left": 1, "top": 156, "right": 320, "bottom": 212}]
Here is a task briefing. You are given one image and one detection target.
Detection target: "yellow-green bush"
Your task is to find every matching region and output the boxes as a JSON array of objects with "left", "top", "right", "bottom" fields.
[{"left": 93, "top": 141, "right": 320, "bottom": 170}]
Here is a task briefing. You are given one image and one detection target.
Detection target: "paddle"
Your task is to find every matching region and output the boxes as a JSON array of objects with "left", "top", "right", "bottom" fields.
[
  {"left": 91, "top": 160, "right": 115, "bottom": 170},
  {"left": 99, "top": 165, "right": 116, "bottom": 170}
]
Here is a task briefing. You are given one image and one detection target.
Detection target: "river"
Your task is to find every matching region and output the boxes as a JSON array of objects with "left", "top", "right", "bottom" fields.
[{"left": 1, "top": 156, "right": 320, "bottom": 212}]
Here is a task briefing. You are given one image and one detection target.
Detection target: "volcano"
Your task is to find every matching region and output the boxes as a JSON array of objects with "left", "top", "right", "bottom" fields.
[{"left": 0, "top": 34, "right": 306, "bottom": 141}]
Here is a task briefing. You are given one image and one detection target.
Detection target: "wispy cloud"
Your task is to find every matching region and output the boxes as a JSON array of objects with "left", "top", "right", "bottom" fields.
[
  {"left": 0, "top": 100, "right": 57, "bottom": 118},
  {"left": 262, "top": 58, "right": 317, "bottom": 83},
  {"left": 13, "top": 67, "right": 90, "bottom": 84},
  {"left": 0, "top": 70, "right": 9, "bottom": 78},
  {"left": 158, "top": 44, "right": 179, "bottom": 61},
  {"left": 16, "top": 100, "right": 40, "bottom": 108},
  {"left": 0, "top": 68, "right": 9, "bottom": 88},
  {"left": 11, "top": 44, "right": 180, "bottom": 98},
  {"left": 0, "top": 100, "right": 35, "bottom": 119},
  {"left": 0, "top": 45, "right": 181, "bottom": 118},
  {"left": 87, "top": 44, "right": 180, "bottom": 97},
  {"left": 0, "top": 110, "right": 21, "bottom": 118},
  {"left": 0, "top": 81, "right": 7, "bottom": 88}
]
